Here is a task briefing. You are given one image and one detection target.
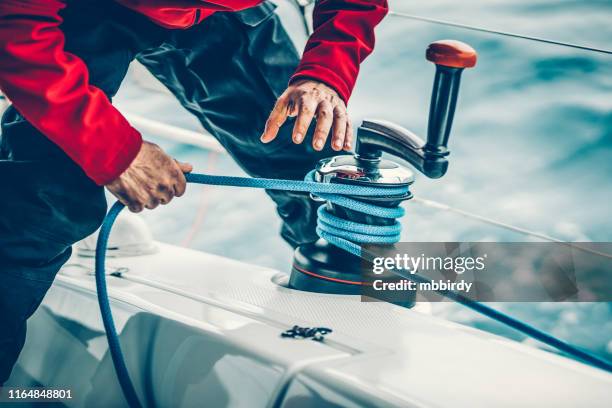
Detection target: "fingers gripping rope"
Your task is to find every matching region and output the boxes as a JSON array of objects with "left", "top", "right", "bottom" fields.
[{"left": 95, "top": 171, "right": 612, "bottom": 407}]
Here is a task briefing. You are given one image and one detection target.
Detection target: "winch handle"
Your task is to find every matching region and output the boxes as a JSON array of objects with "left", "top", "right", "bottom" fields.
[
  {"left": 356, "top": 40, "right": 477, "bottom": 178},
  {"left": 424, "top": 40, "right": 477, "bottom": 157}
]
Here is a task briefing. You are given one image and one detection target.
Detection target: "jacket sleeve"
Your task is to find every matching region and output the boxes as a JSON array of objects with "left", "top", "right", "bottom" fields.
[
  {"left": 290, "top": 0, "right": 388, "bottom": 103},
  {"left": 0, "top": 0, "right": 142, "bottom": 185}
]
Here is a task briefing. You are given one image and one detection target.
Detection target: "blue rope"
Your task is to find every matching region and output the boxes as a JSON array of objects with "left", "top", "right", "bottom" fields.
[
  {"left": 95, "top": 171, "right": 612, "bottom": 407},
  {"left": 94, "top": 201, "right": 142, "bottom": 408},
  {"left": 95, "top": 171, "right": 407, "bottom": 407}
]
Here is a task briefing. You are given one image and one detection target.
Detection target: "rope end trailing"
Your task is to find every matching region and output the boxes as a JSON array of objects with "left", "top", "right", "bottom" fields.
[{"left": 95, "top": 201, "right": 144, "bottom": 408}]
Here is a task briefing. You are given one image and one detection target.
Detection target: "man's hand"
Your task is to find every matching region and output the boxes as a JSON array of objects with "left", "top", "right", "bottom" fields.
[
  {"left": 105, "top": 141, "right": 193, "bottom": 213},
  {"left": 260, "top": 80, "right": 352, "bottom": 152}
]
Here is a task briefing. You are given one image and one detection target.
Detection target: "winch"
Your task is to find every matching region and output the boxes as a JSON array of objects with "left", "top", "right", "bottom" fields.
[{"left": 289, "top": 40, "right": 478, "bottom": 296}]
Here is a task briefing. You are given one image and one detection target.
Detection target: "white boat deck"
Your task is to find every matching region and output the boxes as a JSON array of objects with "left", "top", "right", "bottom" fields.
[{"left": 14, "top": 242, "right": 611, "bottom": 407}]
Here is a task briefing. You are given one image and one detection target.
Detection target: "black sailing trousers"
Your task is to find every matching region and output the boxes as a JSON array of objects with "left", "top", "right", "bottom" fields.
[{"left": 0, "top": 0, "right": 335, "bottom": 383}]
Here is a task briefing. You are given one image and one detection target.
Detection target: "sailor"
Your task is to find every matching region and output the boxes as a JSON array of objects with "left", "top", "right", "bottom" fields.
[{"left": 0, "top": 0, "right": 388, "bottom": 384}]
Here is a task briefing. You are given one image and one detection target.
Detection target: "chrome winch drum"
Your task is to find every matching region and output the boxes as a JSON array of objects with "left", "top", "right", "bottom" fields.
[{"left": 289, "top": 40, "right": 479, "bottom": 299}]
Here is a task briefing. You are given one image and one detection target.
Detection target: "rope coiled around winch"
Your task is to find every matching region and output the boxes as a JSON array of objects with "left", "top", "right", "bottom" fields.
[
  {"left": 95, "top": 171, "right": 612, "bottom": 408},
  {"left": 185, "top": 170, "right": 408, "bottom": 255}
]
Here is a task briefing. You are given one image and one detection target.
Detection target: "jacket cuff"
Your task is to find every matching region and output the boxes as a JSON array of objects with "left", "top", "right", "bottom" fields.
[
  {"left": 87, "top": 127, "right": 142, "bottom": 186},
  {"left": 290, "top": 64, "right": 353, "bottom": 104}
]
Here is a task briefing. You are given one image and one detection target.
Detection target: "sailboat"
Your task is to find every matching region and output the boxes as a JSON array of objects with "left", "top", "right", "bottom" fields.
[{"left": 3, "top": 1, "right": 611, "bottom": 406}]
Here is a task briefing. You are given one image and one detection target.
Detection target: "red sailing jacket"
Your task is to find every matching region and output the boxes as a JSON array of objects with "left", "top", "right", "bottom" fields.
[{"left": 0, "top": 0, "right": 388, "bottom": 185}]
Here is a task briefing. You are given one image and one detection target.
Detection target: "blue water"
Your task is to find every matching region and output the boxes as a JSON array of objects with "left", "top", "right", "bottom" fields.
[{"left": 114, "top": 1, "right": 612, "bottom": 363}]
